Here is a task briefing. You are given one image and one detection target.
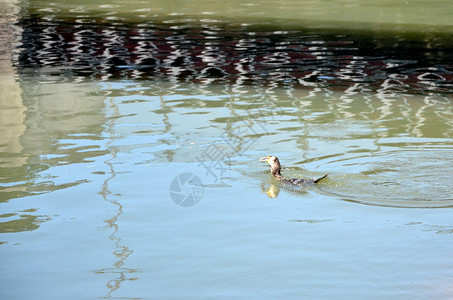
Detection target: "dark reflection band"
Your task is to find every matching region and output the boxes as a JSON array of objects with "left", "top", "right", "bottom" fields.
[{"left": 17, "top": 16, "right": 453, "bottom": 94}]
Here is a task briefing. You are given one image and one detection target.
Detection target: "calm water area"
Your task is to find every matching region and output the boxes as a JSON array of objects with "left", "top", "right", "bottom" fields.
[{"left": 1, "top": 0, "right": 453, "bottom": 299}]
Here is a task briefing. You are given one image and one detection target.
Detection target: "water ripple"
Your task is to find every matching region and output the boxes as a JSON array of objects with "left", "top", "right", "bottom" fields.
[
  {"left": 318, "top": 147, "right": 453, "bottom": 208},
  {"left": 17, "top": 16, "right": 453, "bottom": 95}
]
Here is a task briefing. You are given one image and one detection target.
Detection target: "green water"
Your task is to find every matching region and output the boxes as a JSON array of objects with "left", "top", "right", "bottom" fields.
[
  {"left": 25, "top": 0, "right": 453, "bottom": 30},
  {"left": 1, "top": 0, "right": 453, "bottom": 299}
]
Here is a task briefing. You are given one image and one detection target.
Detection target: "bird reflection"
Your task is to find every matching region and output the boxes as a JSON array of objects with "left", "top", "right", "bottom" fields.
[{"left": 261, "top": 183, "right": 280, "bottom": 198}]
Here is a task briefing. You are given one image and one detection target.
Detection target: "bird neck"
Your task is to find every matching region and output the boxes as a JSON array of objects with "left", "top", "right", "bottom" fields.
[
  {"left": 274, "top": 173, "right": 285, "bottom": 180},
  {"left": 271, "top": 162, "right": 282, "bottom": 178}
]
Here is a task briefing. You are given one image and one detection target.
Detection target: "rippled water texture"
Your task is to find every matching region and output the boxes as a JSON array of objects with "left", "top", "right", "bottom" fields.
[
  {"left": 10, "top": 5, "right": 453, "bottom": 208},
  {"left": 18, "top": 9, "right": 453, "bottom": 94},
  {"left": 1, "top": 1, "right": 453, "bottom": 299}
]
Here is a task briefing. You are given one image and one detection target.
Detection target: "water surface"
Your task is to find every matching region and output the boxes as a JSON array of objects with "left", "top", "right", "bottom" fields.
[{"left": 1, "top": 1, "right": 453, "bottom": 299}]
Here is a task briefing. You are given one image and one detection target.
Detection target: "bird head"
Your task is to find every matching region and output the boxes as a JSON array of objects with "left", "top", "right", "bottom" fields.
[
  {"left": 260, "top": 155, "right": 277, "bottom": 165},
  {"left": 260, "top": 155, "right": 281, "bottom": 176}
]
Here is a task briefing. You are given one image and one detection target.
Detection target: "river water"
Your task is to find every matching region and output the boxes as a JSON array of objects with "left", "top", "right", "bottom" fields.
[{"left": 1, "top": 1, "right": 453, "bottom": 299}]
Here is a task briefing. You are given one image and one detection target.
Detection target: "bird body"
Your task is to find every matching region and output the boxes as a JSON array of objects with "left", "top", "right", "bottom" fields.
[{"left": 260, "top": 155, "right": 327, "bottom": 185}]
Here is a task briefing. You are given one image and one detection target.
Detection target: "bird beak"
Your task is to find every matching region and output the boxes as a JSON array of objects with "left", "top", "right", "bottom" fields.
[{"left": 260, "top": 157, "right": 269, "bottom": 162}]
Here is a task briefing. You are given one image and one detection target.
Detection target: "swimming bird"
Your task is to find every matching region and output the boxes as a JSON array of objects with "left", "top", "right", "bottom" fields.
[{"left": 260, "top": 155, "right": 328, "bottom": 185}]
